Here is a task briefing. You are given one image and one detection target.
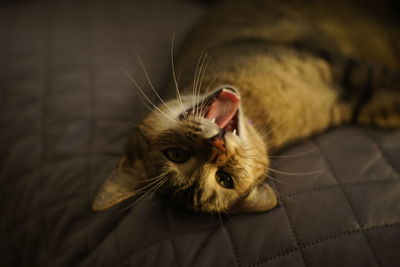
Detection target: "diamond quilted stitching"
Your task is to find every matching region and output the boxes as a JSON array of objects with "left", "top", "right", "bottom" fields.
[
  {"left": 248, "top": 250, "right": 304, "bottom": 267},
  {"left": 302, "top": 232, "right": 378, "bottom": 267},
  {"left": 282, "top": 188, "right": 359, "bottom": 244},
  {"left": 314, "top": 135, "right": 382, "bottom": 267},
  {"left": 227, "top": 207, "right": 299, "bottom": 266},
  {"left": 271, "top": 140, "right": 337, "bottom": 196},
  {"left": 344, "top": 182, "right": 400, "bottom": 228},
  {"left": 172, "top": 228, "right": 240, "bottom": 267},
  {"left": 115, "top": 199, "right": 171, "bottom": 261},
  {"left": 163, "top": 204, "right": 220, "bottom": 233},
  {"left": 366, "top": 223, "right": 400, "bottom": 267},
  {"left": 127, "top": 242, "right": 180, "bottom": 267},
  {"left": 320, "top": 147, "right": 396, "bottom": 183},
  {"left": 362, "top": 129, "right": 400, "bottom": 174}
]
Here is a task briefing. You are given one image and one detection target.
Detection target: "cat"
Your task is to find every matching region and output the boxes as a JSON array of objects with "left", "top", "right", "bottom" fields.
[{"left": 92, "top": 0, "right": 399, "bottom": 213}]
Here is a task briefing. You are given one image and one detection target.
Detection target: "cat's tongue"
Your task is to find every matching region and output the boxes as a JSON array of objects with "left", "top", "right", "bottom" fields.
[{"left": 205, "top": 89, "right": 240, "bottom": 129}]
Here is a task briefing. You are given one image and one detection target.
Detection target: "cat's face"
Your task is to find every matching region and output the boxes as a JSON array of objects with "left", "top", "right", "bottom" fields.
[{"left": 93, "top": 87, "right": 277, "bottom": 213}]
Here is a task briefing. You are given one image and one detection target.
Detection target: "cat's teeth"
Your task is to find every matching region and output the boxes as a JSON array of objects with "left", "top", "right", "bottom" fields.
[
  {"left": 211, "top": 118, "right": 216, "bottom": 123},
  {"left": 232, "top": 129, "right": 237, "bottom": 136}
]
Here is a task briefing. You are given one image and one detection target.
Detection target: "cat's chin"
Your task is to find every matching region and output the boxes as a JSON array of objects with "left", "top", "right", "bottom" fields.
[{"left": 180, "top": 86, "right": 241, "bottom": 137}]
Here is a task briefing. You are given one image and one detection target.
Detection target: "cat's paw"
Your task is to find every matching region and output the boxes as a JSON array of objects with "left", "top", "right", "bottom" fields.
[{"left": 357, "top": 90, "right": 400, "bottom": 128}]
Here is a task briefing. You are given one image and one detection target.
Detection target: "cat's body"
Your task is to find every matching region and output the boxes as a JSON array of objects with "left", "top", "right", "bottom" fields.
[
  {"left": 93, "top": 0, "right": 399, "bottom": 213},
  {"left": 175, "top": 0, "right": 400, "bottom": 148}
]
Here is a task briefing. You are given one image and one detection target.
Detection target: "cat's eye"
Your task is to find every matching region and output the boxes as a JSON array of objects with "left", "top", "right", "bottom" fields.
[
  {"left": 164, "top": 147, "right": 191, "bottom": 163},
  {"left": 216, "top": 170, "right": 234, "bottom": 189}
]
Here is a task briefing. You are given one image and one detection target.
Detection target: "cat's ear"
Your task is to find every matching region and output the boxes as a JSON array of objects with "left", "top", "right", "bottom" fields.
[
  {"left": 230, "top": 183, "right": 278, "bottom": 213},
  {"left": 92, "top": 129, "right": 148, "bottom": 211}
]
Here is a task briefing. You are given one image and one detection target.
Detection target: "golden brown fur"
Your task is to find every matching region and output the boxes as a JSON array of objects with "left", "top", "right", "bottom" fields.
[
  {"left": 176, "top": 0, "right": 400, "bottom": 147},
  {"left": 93, "top": 0, "right": 399, "bottom": 213}
]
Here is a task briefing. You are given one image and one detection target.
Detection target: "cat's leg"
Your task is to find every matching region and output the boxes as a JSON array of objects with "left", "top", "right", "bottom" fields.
[
  {"left": 291, "top": 42, "right": 400, "bottom": 128},
  {"left": 357, "top": 88, "right": 400, "bottom": 128},
  {"left": 332, "top": 57, "right": 400, "bottom": 128}
]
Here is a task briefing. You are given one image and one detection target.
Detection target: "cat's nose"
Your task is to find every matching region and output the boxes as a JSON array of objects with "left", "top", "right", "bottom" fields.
[{"left": 206, "top": 131, "right": 227, "bottom": 163}]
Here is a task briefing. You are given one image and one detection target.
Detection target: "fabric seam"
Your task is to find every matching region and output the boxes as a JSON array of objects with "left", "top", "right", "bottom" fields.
[{"left": 312, "top": 137, "right": 382, "bottom": 267}]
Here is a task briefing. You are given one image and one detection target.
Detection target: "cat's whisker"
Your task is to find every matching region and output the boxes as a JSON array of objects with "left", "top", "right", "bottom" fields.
[
  {"left": 269, "top": 137, "right": 336, "bottom": 158},
  {"left": 244, "top": 154, "right": 324, "bottom": 177},
  {"left": 217, "top": 211, "right": 225, "bottom": 232},
  {"left": 192, "top": 51, "right": 204, "bottom": 113},
  {"left": 119, "top": 173, "right": 168, "bottom": 198},
  {"left": 140, "top": 173, "right": 171, "bottom": 182},
  {"left": 199, "top": 76, "right": 216, "bottom": 117},
  {"left": 221, "top": 208, "right": 237, "bottom": 227},
  {"left": 270, "top": 148, "right": 320, "bottom": 159},
  {"left": 137, "top": 94, "right": 157, "bottom": 114},
  {"left": 241, "top": 148, "right": 260, "bottom": 154},
  {"left": 258, "top": 116, "right": 288, "bottom": 141},
  {"left": 137, "top": 95, "right": 169, "bottom": 127},
  {"left": 196, "top": 54, "right": 210, "bottom": 117},
  {"left": 242, "top": 160, "right": 268, "bottom": 174},
  {"left": 255, "top": 121, "right": 271, "bottom": 133},
  {"left": 254, "top": 119, "right": 274, "bottom": 139},
  {"left": 130, "top": 175, "right": 168, "bottom": 193},
  {"left": 174, "top": 67, "right": 191, "bottom": 123},
  {"left": 142, "top": 99, "right": 172, "bottom": 127},
  {"left": 240, "top": 145, "right": 259, "bottom": 152},
  {"left": 171, "top": 33, "right": 187, "bottom": 116},
  {"left": 198, "top": 56, "right": 212, "bottom": 117},
  {"left": 214, "top": 199, "right": 225, "bottom": 224},
  {"left": 193, "top": 52, "right": 208, "bottom": 118},
  {"left": 268, "top": 167, "right": 325, "bottom": 176},
  {"left": 244, "top": 159, "right": 315, "bottom": 191},
  {"left": 141, "top": 176, "right": 170, "bottom": 207},
  {"left": 134, "top": 84, "right": 167, "bottom": 123},
  {"left": 155, "top": 112, "right": 170, "bottom": 127},
  {"left": 196, "top": 53, "right": 208, "bottom": 118},
  {"left": 205, "top": 77, "right": 216, "bottom": 96},
  {"left": 250, "top": 120, "right": 337, "bottom": 160},
  {"left": 121, "top": 67, "right": 177, "bottom": 123},
  {"left": 259, "top": 182, "right": 291, "bottom": 199},
  {"left": 214, "top": 199, "right": 234, "bottom": 244},
  {"left": 266, "top": 174, "right": 306, "bottom": 188},
  {"left": 120, "top": 175, "right": 168, "bottom": 212},
  {"left": 119, "top": 180, "right": 166, "bottom": 212},
  {"left": 244, "top": 156, "right": 267, "bottom": 164},
  {"left": 242, "top": 157, "right": 264, "bottom": 166},
  {"left": 148, "top": 176, "right": 168, "bottom": 195},
  {"left": 193, "top": 54, "right": 201, "bottom": 110},
  {"left": 135, "top": 52, "right": 175, "bottom": 115}
]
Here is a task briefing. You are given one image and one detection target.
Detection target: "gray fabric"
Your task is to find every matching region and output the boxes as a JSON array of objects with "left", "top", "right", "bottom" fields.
[{"left": 1, "top": 0, "right": 399, "bottom": 266}]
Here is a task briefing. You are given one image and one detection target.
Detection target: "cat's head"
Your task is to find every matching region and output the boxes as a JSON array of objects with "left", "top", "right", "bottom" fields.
[{"left": 93, "top": 87, "right": 277, "bottom": 213}]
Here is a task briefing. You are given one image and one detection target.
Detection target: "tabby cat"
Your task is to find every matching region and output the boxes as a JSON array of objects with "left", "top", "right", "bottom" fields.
[{"left": 92, "top": 0, "right": 399, "bottom": 213}]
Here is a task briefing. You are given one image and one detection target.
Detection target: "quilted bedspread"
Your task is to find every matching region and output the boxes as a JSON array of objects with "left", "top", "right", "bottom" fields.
[{"left": 1, "top": 0, "right": 399, "bottom": 266}]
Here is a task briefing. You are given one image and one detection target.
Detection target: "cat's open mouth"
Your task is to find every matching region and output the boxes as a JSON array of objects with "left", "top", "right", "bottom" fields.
[{"left": 180, "top": 87, "right": 241, "bottom": 135}]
